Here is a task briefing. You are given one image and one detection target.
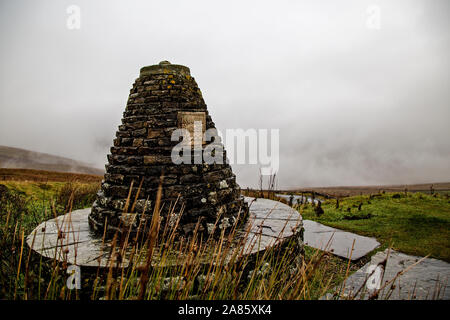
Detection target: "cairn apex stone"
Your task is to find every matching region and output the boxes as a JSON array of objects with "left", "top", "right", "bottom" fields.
[
  {"left": 140, "top": 61, "right": 190, "bottom": 77},
  {"left": 89, "top": 62, "right": 248, "bottom": 238}
]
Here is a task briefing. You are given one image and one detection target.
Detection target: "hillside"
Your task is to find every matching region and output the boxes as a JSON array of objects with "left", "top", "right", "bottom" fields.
[
  {"left": 0, "top": 145, "right": 104, "bottom": 176},
  {"left": 290, "top": 182, "right": 450, "bottom": 197},
  {"left": 301, "top": 192, "right": 450, "bottom": 262},
  {"left": 0, "top": 168, "right": 102, "bottom": 183}
]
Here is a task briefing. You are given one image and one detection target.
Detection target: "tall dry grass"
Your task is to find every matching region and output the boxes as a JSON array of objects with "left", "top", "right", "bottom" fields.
[
  {"left": 55, "top": 181, "right": 99, "bottom": 213},
  {"left": 2, "top": 179, "right": 440, "bottom": 300}
]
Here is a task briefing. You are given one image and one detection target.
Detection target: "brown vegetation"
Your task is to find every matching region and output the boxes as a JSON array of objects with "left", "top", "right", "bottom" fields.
[
  {"left": 287, "top": 182, "right": 450, "bottom": 198},
  {"left": 0, "top": 168, "right": 102, "bottom": 183}
]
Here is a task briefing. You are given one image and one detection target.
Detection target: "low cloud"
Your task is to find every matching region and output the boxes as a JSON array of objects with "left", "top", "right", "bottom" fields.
[{"left": 0, "top": 0, "right": 449, "bottom": 188}]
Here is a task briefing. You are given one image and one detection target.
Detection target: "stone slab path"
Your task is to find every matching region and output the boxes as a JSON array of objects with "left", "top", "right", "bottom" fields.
[
  {"left": 27, "top": 198, "right": 303, "bottom": 268},
  {"left": 275, "top": 194, "right": 379, "bottom": 260},
  {"left": 324, "top": 249, "right": 450, "bottom": 300},
  {"left": 303, "top": 220, "right": 380, "bottom": 261}
]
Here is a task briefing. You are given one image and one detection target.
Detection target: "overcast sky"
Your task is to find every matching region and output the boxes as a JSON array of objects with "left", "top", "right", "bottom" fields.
[{"left": 0, "top": 0, "right": 449, "bottom": 188}]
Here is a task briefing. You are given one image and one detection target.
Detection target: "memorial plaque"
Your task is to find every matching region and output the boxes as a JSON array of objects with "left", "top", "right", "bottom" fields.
[{"left": 177, "top": 111, "right": 206, "bottom": 146}]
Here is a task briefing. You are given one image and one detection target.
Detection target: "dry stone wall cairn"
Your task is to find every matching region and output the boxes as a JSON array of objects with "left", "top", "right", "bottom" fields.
[{"left": 89, "top": 61, "right": 248, "bottom": 237}]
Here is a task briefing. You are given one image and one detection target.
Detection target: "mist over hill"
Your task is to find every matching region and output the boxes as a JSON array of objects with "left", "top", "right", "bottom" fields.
[{"left": 0, "top": 145, "right": 104, "bottom": 176}]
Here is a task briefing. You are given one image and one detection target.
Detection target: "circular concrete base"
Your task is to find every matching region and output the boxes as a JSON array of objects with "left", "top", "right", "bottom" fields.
[{"left": 26, "top": 197, "right": 303, "bottom": 268}]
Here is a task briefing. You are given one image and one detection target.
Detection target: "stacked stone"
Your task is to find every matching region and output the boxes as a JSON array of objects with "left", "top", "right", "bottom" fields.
[{"left": 89, "top": 61, "right": 248, "bottom": 237}]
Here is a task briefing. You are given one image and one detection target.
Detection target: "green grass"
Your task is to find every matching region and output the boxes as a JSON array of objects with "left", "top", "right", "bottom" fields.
[
  {"left": 0, "top": 180, "right": 365, "bottom": 300},
  {"left": 2, "top": 181, "right": 65, "bottom": 199},
  {"left": 4, "top": 170, "right": 447, "bottom": 299},
  {"left": 300, "top": 192, "right": 450, "bottom": 262},
  {"left": 7, "top": 178, "right": 438, "bottom": 300}
]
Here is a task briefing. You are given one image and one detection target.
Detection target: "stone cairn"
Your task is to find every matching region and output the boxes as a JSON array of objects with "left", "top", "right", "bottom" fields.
[{"left": 89, "top": 61, "right": 248, "bottom": 238}]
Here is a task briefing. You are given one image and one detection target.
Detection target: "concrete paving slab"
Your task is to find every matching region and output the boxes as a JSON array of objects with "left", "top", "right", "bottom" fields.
[
  {"left": 27, "top": 198, "right": 303, "bottom": 268},
  {"left": 303, "top": 220, "right": 380, "bottom": 260},
  {"left": 325, "top": 249, "right": 450, "bottom": 300}
]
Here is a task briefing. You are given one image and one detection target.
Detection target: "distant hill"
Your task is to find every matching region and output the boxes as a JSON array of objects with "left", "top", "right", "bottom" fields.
[
  {"left": 0, "top": 168, "right": 102, "bottom": 183},
  {"left": 0, "top": 145, "right": 104, "bottom": 176},
  {"left": 288, "top": 182, "right": 450, "bottom": 197}
]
